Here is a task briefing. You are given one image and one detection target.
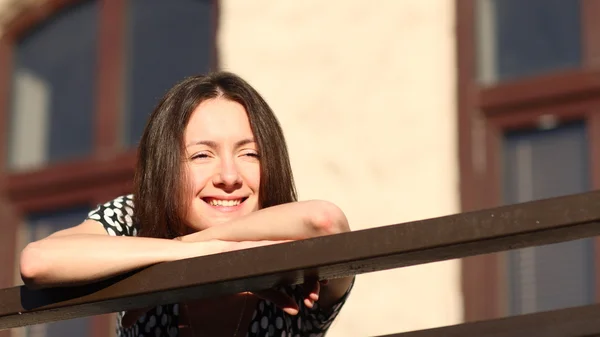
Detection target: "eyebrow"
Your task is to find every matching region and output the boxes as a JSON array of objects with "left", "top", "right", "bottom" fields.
[{"left": 185, "top": 138, "right": 256, "bottom": 149}]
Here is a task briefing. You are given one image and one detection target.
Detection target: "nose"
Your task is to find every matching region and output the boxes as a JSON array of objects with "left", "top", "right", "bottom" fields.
[{"left": 212, "top": 158, "right": 242, "bottom": 190}]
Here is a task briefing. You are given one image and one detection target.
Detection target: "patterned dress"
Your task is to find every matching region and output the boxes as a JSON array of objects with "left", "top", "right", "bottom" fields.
[{"left": 87, "top": 194, "right": 354, "bottom": 337}]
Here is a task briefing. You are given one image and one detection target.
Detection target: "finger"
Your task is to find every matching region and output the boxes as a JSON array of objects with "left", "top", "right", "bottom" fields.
[
  {"left": 300, "top": 279, "right": 320, "bottom": 300},
  {"left": 297, "top": 279, "right": 320, "bottom": 309},
  {"left": 306, "top": 279, "right": 320, "bottom": 301},
  {"left": 253, "top": 289, "right": 299, "bottom": 315}
]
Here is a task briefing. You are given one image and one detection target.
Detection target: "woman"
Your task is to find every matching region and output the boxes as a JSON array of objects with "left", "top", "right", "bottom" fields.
[{"left": 19, "top": 72, "right": 354, "bottom": 336}]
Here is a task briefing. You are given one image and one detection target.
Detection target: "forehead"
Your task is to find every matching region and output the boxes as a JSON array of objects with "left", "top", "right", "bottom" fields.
[{"left": 185, "top": 98, "right": 254, "bottom": 141}]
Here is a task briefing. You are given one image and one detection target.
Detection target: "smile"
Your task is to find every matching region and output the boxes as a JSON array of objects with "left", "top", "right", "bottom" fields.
[{"left": 202, "top": 197, "right": 248, "bottom": 208}]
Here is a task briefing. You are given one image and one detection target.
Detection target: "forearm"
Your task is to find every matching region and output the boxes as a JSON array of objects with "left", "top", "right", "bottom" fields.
[
  {"left": 181, "top": 200, "right": 349, "bottom": 243},
  {"left": 20, "top": 234, "right": 224, "bottom": 289}
]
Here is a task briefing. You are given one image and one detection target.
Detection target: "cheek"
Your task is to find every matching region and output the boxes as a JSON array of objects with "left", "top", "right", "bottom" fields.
[
  {"left": 246, "top": 164, "right": 261, "bottom": 191},
  {"left": 187, "top": 165, "right": 213, "bottom": 195},
  {"left": 253, "top": 166, "right": 261, "bottom": 187}
]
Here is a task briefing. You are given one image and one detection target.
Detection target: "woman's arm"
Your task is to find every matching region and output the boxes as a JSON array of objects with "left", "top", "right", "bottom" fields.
[
  {"left": 180, "top": 200, "right": 350, "bottom": 243},
  {"left": 179, "top": 200, "right": 354, "bottom": 309},
  {"left": 20, "top": 220, "right": 280, "bottom": 289}
]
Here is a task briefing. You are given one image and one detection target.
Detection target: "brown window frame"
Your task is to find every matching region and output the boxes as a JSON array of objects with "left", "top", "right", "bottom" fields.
[
  {"left": 0, "top": 1, "right": 218, "bottom": 336},
  {"left": 457, "top": 0, "right": 600, "bottom": 322},
  {"left": 0, "top": 0, "right": 132, "bottom": 211}
]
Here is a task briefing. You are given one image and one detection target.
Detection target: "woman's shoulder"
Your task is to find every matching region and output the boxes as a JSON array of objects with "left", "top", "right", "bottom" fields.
[{"left": 87, "top": 194, "right": 137, "bottom": 237}]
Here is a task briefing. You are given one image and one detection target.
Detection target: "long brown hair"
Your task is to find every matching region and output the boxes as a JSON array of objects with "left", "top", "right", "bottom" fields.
[{"left": 134, "top": 72, "right": 297, "bottom": 239}]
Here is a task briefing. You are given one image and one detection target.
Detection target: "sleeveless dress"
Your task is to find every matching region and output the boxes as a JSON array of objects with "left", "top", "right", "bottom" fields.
[{"left": 87, "top": 194, "right": 354, "bottom": 337}]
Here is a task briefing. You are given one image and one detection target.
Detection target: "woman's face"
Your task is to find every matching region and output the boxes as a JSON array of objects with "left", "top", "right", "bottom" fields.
[{"left": 183, "top": 97, "right": 260, "bottom": 231}]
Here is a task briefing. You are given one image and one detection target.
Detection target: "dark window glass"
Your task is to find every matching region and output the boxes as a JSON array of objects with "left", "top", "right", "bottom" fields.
[
  {"left": 7, "top": 0, "right": 98, "bottom": 171},
  {"left": 122, "top": 0, "right": 214, "bottom": 146},
  {"left": 477, "top": 0, "right": 582, "bottom": 84},
  {"left": 502, "top": 121, "right": 593, "bottom": 315}
]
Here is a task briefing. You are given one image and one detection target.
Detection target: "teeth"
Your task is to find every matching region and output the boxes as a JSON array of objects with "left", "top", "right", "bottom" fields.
[{"left": 208, "top": 199, "right": 242, "bottom": 207}]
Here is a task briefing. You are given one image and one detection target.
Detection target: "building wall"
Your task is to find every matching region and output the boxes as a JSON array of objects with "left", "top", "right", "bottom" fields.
[{"left": 218, "top": 1, "right": 461, "bottom": 335}]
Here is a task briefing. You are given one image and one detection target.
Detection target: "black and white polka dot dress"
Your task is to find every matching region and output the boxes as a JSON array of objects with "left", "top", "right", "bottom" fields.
[{"left": 87, "top": 195, "right": 354, "bottom": 337}]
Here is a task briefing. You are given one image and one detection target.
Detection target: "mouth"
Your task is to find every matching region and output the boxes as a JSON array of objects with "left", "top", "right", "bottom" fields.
[{"left": 202, "top": 197, "right": 248, "bottom": 209}]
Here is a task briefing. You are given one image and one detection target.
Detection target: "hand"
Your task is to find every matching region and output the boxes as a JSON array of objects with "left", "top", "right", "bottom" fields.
[
  {"left": 122, "top": 239, "right": 304, "bottom": 327},
  {"left": 121, "top": 279, "right": 330, "bottom": 328},
  {"left": 252, "top": 279, "right": 328, "bottom": 315},
  {"left": 122, "top": 240, "right": 283, "bottom": 328}
]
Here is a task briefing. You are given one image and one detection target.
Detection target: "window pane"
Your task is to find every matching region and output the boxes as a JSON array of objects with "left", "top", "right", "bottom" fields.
[
  {"left": 122, "top": 0, "right": 213, "bottom": 147},
  {"left": 477, "top": 0, "right": 582, "bottom": 84},
  {"left": 502, "top": 121, "right": 593, "bottom": 315},
  {"left": 21, "top": 207, "right": 92, "bottom": 336},
  {"left": 7, "top": 1, "right": 98, "bottom": 171}
]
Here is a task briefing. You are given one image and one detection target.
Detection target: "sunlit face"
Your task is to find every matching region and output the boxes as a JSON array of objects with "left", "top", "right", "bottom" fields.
[{"left": 183, "top": 97, "right": 260, "bottom": 231}]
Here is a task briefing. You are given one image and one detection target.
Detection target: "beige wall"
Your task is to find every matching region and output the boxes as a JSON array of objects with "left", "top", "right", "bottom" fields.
[{"left": 219, "top": 0, "right": 461, "bottom": 335}]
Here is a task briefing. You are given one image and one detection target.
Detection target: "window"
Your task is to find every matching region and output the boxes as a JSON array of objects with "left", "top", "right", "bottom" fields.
[
  {"left": 122, "top": 0, "right": 214, "bottom": 146},
  {"left": 476, "top": 0, "right": 582, "bottom": 84},
  {"left": 7, "top": 0, "right": 98, "bottom": 171},
  {"left": 458, "top": 0, "right": 600, "bottom": 322},
  {"left": 503, "top": 122, "right": 594, "bottom": 315}
]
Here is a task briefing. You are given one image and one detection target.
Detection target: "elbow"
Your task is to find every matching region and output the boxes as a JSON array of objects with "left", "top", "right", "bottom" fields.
[
  {"left": 308, "top": 200, "right": 351, "bottom": 236},
  {"left": 20, "top": 242, "right": 49, "bottom": 290}
]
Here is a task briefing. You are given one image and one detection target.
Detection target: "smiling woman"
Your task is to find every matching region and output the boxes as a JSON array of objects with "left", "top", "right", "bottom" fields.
[
  {"left": 182, "top": 98, "right": 262, "bottom": 231},
  {"left": 18, "top": 71, "right": 354, "bottom": 337}
]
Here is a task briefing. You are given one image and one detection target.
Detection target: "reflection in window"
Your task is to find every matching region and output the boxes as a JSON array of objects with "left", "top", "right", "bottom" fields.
[
  {"left": 122, "top": 0, "right": 213, "bottom": 147},
  {"left": 18, "top": 207, "right": 92, "bottom": 337},
  {"left": 476, "top": 0, "right": 582, "bottom": 84},
  {"left": 502, "top": 121, "right": 593, "bottom": 315},
  {"left": 7, "top": 0, "right": 98, "bottom": 171}
]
